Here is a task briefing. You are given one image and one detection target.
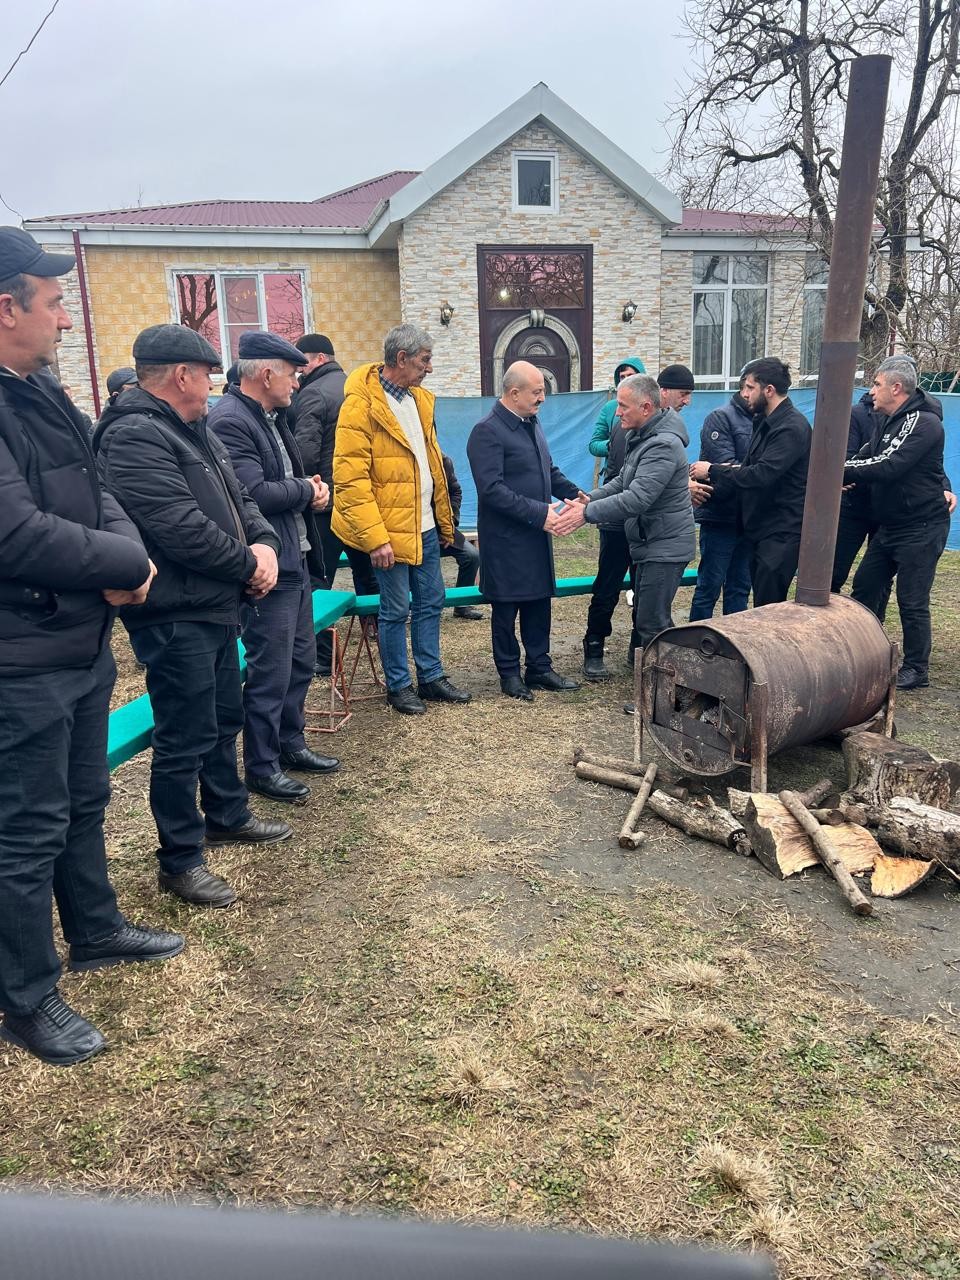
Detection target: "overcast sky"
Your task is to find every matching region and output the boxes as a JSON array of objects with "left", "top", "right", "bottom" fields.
[{"left": 4, "top": 0, "right": 691, "bottom": 220}]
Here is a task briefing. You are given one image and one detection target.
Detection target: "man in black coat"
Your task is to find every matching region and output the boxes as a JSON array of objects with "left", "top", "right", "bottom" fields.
[
  {"left": 292, "top": 334, "right": 377, "bottom": 597},
  {"left": 95, "top": 324, "right": 291, "bottom": 910},
  {"left": 467, "top": 361, "right": 581, "bottom": 700},
  {"left": 0, "top": 228, "right": 183, "bottom": 1067},
  {"left": 690, "top": 357, "right": 811, "bottom": 607},
  {"left": 845, "top": 356, "right": 952, "bottom": 691},
  {"left": 209, "top": 332, "right": 339, "bottom": 804}
]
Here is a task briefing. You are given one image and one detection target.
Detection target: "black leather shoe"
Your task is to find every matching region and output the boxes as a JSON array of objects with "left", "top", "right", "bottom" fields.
[
  {"left": 69, "top": 921, "right": 185, "bottom": 972},
  {"left": 623, "top": 702, "right": 637, "bottom": 716},
  {"left": 453, "top": 606, "right": 484, "bottom": 620},
  {"left": 525, "top": 670, "right": 580, "bottom": 692},
  {"left": 280, "top": 747, "right": 340, "bottom": 774},
  {"left": 501, "top": 675, "right": 534, "bottom": 701},
  {"left": 387, "top": 686, "right": 427, "bottom": 715},
  {"left": 245, "top": 771, "right": 310, "bottom": 804},
  {"left": 0, "top": 989, "right": 106, "bottom": 1066},
  {"left": 158, "top": 864, "right": 237, "bottom": 908},
  {"left": 417, "top": 677, "right": 472, "bottom": 703},
  {"left": 896, "top": 666, "right": 929, "bottom": 690},
  {"left": 204, "top": 817, "right": 293, "bottom": 847}
]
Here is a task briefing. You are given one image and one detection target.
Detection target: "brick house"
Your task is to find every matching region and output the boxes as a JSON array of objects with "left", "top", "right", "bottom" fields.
[{"left": 25, "top": 84, "right": 821, "bottom": 414}]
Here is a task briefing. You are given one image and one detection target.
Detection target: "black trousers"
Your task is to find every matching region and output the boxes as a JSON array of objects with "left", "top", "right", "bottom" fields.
[
  {"left": 0, "top": 644, "right": 123, "bottom": 1015},
  {"left": 490, "top": 598, "right": 552, "bottom": 678},
  {"left": 586, "top": 527, "right": 634, "bottom": 638},
  {"left": 316, "top": 509, "right": 377, "bottom": 596},
  {"left": 852, "top": 518, "right": 949, "bottom": 675},
  {"left": 631, "top": 561, "right": 687, "bottom": 652},
  {"left": 746, "top": 535, "right": 801, "bottom": 608},
  {"left": 831, "top": 511, "right": 876, "bottom": 593},
  {"left": 130, "top": 621, "right": 251, "bottom": 876},
  {"left": 240, "top": 567, "right": 315, "bottom": 775},
  {"left": 441, "top": 538, "right": 481, "bottom": 588}
]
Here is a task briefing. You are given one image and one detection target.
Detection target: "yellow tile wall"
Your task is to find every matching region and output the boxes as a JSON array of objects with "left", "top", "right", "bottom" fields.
[{"left": 83, "top": 245, "right": 402, "bottom": 384}]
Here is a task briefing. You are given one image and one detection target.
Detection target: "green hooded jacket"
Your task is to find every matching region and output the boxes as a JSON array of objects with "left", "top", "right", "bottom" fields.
[{"left": 588, "top": 356, "right": 647, "bottom": 460}]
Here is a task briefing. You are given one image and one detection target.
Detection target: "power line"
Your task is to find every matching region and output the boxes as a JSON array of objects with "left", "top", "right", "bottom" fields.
[{"left": 0, "top": 0, "right": 63, "bottom": 92}]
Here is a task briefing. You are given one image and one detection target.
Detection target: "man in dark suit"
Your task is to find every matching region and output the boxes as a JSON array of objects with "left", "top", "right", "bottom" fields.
[
  {"left": 209, "top": 331, "right": 340, "bottom": 805},
  {"left": 467, "top": 361, "right": 581, "bottom": 701}
]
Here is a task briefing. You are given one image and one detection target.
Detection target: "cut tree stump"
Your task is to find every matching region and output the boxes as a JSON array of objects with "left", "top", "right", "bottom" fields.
[
  {"left": 871, "top": 852, "right": 937, "bottom": 898},
  {"left": 743, "top": 793, "right": 880, "bottom": 879},
  {"left": 842, "top": 732, "right": 960, "bottom": 812}
]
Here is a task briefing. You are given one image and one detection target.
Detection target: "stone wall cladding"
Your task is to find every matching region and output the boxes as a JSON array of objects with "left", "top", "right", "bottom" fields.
[
  {"left": 399, "top": 123, "right": 665, "bottom": 395},
  {"left": 75, "top": 244, "right": 401, "bottom": 398},
  {"left": 34, "top": 240, "right": 101, "bottom": 415},
  {"left": 659, "top": 250, "right": 693, "bottom": 368},
  {"left": 768, "top": 250, "right": 806, "bottom": 373}
]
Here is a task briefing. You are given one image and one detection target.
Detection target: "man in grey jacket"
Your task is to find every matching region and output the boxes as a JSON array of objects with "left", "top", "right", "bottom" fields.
[{"left": 556, "top": 374, "right": 695, "bottom": 708}]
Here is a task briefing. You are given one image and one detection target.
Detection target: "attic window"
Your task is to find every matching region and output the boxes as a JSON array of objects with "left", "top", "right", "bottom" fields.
[{"left": 512, "top": 151, "right": 558, "bottom": 213}]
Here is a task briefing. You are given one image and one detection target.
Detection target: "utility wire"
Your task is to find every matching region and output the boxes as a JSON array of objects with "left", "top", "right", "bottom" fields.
[{"left": 0, "top": 0, "right": 63, "bottom": 92}]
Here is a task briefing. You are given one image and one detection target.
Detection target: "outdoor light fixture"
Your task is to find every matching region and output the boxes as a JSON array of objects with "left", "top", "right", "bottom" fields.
[
  {"left": 622, "top": 300, "right": 638, "bottom": 323},
  {"left": 439, "top": 300, "right": 454, "bottom": 326}
]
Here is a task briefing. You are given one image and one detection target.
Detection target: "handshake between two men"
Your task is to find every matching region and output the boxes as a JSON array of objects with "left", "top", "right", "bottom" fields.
[{"left": 544, "top": 491, "right": 590, "bottom": 536}]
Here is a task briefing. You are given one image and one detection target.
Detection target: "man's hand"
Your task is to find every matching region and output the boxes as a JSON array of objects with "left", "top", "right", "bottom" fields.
[
  {"left": 103, "top": 559, "right": 158, "bottom": 607},
  {"left": 576, "top": 490, "right": 590, "bottom": 505},
  {"left": 689, "top": 480, "right": 713, "bottom": 508},
  {"left": 370, "top": 541, "right": 395, "bottom": 569},
  {"left": 310, "top": 475, "right": 330, "bottom": 511},
  {"left": 946, "top": 490, "right": 957, "bottom": 514},
  {"left": 246, "top": 542, "right": 278, "bottom": 598},
  {"left": 542, "top": 502, "right": 563, "bottom": 533},
  {"left": 554, "top": 498, "right": 587, "bottom": 536},
  {"left": 689, "top": 460, "right": 712, "bottom": 482}
]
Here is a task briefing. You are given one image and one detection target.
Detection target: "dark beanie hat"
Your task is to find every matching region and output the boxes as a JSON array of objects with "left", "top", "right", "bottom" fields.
[
  {"left": 657, "top": 363, "right": 695, "bottom": 391},
  {"left": 295, "top": 333, "right": 335, "bottom": 357}
]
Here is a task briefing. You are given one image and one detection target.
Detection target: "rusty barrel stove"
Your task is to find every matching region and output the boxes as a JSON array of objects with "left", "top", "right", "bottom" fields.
[
  {"left": 639, "top": 54, "right": 896, "bottom": 791},
  {"left": 639, "top": 599, "right": 896, "bottom": 791}
]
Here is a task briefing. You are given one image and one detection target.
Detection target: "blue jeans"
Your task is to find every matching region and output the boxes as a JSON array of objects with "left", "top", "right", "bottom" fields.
[
  {"left": 374, "top": 526, "right": 446, "bottom": 692},
  {"left": 689, "top": 524, "right": 752, "bottom": 621}
]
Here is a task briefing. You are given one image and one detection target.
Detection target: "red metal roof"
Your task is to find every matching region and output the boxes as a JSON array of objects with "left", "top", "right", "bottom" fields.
[
  {"left": 679, "top": 208, "right": 807, "bottom": 233},
  {"left": 30, "top": 171, "right": 420, "bottom": 229}
]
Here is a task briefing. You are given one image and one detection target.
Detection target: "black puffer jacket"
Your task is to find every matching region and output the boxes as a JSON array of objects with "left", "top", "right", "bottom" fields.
[
  {"left": 290, "top": 360, "right": 347, "bottom": 495},
  {"left": 93, "top": 387, "right": 280, "bottom": 629},
  {"left": 843, "top": 390, "right": 949, "bottom": 530},
  {"left": 0, "top": 367, "right": 149, "bottom": 675}
]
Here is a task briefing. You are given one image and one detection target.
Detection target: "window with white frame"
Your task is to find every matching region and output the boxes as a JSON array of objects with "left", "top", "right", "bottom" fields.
[
  {"left": 799, "top": 255, "right": 829, "bottom": 380},
  {"left": 173, "top": 269, "right": 307, "bottom": 362},
  {"left": 691, "top": 253, "right": 769, "bottom": 389},
  {"left": 512, "top": 151, "right": 558, "bottom": 213}
]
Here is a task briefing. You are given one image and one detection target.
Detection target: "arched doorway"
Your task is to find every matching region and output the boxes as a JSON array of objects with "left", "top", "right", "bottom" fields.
[{"left": 491, "top": 311, "right": 582, "bottom": 396}]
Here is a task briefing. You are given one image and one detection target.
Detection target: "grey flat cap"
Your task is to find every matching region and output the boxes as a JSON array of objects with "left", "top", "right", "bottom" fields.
[
  {"left": 133, "top": 324, "right": 221, "bottom": 366},
  {"left": 106, "top": 366, "right": 137, "bottom": 395},
  {"left": 237, "top": 330, "right": 307, "bottom": 365}
]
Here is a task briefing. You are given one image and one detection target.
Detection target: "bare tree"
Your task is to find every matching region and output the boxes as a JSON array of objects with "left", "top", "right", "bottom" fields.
[{"left": 668, "top": 0, "right": 960, "bottom": 374}]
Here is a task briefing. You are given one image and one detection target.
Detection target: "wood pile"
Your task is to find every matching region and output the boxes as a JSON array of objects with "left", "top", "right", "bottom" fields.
[{"left": 571, "top": 730, "right": 960, "bottom": 917}]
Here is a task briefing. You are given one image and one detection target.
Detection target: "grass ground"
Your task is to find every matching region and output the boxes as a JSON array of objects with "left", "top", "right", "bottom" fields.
[{"left": 2, "top": 530, "right": 959, "bottom": 1279}]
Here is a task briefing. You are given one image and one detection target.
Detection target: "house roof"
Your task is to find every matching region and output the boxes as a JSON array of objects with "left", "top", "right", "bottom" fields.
[
  {"left": 676, "top": 208, "right": 808, "bottom": 234},
  {"left": 368, "top": 82, "right": 683, "bottom": 246},
  {"left": 27, "top": 171, "right": 419, "bottom": 231}
]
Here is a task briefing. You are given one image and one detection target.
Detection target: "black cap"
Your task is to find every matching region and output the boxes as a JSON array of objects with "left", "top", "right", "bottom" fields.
[
  {"left": 0, "top": 226, "right": 76, "bottom": 279},
  {"left": 133, "top": 324, "right": 221, "bottom": 366},
  {"left": 295, "top": 333, "right": 335, "bottom": 357},
  {"left": 237, "top": 331, "right": 308, "bottom": 365},
  {"left": 225, "top": 362, "right": 240, "bottom": 386},
  {"left": 106, "top": 366, "right": 137, "bottom": 395},
  {"left": 657, "top": 363, "right": 696, "bottom": 391}
]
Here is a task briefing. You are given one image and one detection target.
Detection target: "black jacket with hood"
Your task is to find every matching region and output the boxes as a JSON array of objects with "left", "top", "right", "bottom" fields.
[
  {"left": 0, "top": 367, "right": 149, "bottom": 675},
  {"left": 93, "top": 387, "right": 280, "bottom": 630},
  {"left": 694, "top": 393, "right": 754, "bottom": 527}
]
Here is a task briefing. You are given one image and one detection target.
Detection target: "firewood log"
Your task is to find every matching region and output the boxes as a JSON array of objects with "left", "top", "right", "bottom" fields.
[
  {"left": 779, "top": 790, "right": 874, "bottom": 916},
  {"left": 871, "top": 852, "right": 937, "bottom": 898},
  {"left": 743, "top": 793, "right": 880, "bottom": 879},
  {"left": 618, "top": 762, "right": 658, "bottom": 849},
  {"left": 842, "top": 732, "right": 960, "bottom": 812},
  {"left": 645, "top": 790, "right": 752, "bottom": 856}
]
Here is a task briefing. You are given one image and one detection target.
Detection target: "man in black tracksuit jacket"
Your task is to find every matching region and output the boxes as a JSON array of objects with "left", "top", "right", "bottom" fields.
[
  {"left": 95, "top": 324, "right": 289, "bottom": 910},
  {"left": 0, "top": 229, "right": 182, "bottom": 1067},
  {"left": 844, "top": 357, "right": 951, "bottom": 690},
  {"left": 690, "top": 357, "right": 810, "bottom": 607}
]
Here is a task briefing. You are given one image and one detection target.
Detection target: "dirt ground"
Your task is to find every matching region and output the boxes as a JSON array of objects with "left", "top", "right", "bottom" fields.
[{"left": 2, "top": 529, "right": 959, "bottom": 1279}]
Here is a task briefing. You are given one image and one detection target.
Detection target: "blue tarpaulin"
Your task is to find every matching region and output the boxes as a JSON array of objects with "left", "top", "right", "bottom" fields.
[{"left": 435, "top": 389, "right": 960, "bottom": 549}]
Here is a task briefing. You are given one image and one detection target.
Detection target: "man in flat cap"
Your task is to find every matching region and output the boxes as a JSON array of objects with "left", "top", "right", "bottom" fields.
[
  {"left": 95, "top": 324, "right": 292, "bottom": 909},
  {"left": 209, "top": 331, "right": 339, "bottom": 803},
  {"left": 104, "top": 366, "right": 137, "bottom": 409},
  {"left": 0, "top": 228, "right": 183, "bottom": 1066}
]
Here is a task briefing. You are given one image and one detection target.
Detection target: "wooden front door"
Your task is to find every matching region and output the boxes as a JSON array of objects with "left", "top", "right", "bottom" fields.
[{"left": 477, "top": 245, "right": 593, "bottom": 395}]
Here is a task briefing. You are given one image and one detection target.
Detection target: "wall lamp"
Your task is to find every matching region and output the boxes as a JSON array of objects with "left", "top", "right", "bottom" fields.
[
  {"left": 439, "top": 300, "right": 454, "bottom": 326},
  {"left": 621, "top": 300, "right": 638, "bottom": 323}
]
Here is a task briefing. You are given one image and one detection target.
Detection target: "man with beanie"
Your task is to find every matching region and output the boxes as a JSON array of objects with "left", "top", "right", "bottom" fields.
[
  {"left": 657, "top": 363, "right": 695, "bottom": 413},
  {"left": 210, "top": 332, "right": 340, "bottom": 803},
  {"left": 94, "top": 324, "right": 292, "bottom": 909},
  {"left": 0, "top": 228, "right": 182, "bottom": 1066},
  {"left": 581, "top": 357, "right": 646, "bottom": 679},
  {"left": 690, "top": 357, "right": 810, "bottom": 607}
]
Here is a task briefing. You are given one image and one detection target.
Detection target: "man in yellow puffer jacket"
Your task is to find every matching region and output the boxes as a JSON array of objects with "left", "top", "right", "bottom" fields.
[{"left": 332, "top": 324, "right": 471, "bottom": 714}]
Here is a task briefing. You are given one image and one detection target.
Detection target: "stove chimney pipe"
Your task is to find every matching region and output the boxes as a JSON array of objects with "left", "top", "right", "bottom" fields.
[{"left": 794, "top": 55, "right": 892, "bottom": 607}]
